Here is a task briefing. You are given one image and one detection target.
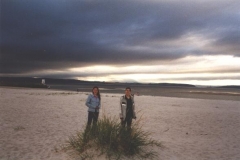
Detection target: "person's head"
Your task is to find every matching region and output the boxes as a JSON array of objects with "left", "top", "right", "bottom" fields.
[
  {"left": 92, "top": 86, "right": 101, "bottom": 100},
  {"left": 125, "top": 87, "right": 131, "bottom": 97}
]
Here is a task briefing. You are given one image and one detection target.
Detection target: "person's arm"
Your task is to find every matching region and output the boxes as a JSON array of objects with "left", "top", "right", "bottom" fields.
[
  {"left": 85, "top": 95, "right": 96, "bottom": 109},
  {"left": 119, "top": 97, "right": 123, "bottom": 119},
  {"left": 132, "top": 96, "right": 136, "bottom": 119}
]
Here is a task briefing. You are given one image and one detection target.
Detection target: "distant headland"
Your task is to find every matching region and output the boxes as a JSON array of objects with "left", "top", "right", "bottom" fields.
[{"left": 0, "top": 76, "right": 239, "bottom": 90}]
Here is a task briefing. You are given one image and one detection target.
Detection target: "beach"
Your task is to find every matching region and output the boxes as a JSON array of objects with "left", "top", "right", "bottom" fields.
[{"left": 1, "top": 87, "right": 240, "bottom": 160}]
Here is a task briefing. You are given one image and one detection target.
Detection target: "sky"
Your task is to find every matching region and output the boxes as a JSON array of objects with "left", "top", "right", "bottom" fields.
[{"left": 1, "top": 0, "right": 240, "bottom": 86}]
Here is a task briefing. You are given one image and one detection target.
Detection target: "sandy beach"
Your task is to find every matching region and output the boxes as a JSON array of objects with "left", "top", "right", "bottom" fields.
[{"left": 1, "top": 87, "right": 240, "bottom": 160}]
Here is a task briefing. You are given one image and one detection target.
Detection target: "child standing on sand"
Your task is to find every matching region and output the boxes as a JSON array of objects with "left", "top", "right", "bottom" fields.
[{"left": 85, "top": 86, "right": 101, "bottom": 126}]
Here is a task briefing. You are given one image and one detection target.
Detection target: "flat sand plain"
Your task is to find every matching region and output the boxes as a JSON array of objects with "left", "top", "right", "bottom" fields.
[{"left": 0, "top": 87, "right": 240, "bottom": 160}]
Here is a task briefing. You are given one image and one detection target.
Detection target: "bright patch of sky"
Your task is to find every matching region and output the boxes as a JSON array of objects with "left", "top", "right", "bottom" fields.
[{"left": 68, "top": 55, "right": 240, "bottom": 86}]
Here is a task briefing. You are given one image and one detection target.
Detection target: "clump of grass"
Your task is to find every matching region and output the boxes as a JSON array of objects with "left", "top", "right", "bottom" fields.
[{"left": 67, "top": 115, "right": 161, "bottom": 160}]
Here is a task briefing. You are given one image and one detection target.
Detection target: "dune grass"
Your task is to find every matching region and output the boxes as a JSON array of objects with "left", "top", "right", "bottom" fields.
[{"left": 67, "top": 115, "right": 161, "bottom": 160}]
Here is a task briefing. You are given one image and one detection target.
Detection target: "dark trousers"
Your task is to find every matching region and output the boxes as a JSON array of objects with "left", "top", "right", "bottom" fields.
[
  {"left": 121, "top": 116, "right": 132, "bottom": 128},
  {"left": 87, "top": 111, "right": 99, "bottom": 126}
]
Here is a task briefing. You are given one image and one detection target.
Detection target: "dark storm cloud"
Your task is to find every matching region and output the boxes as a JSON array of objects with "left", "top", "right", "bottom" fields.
[
  {"left": 211, "top": 31, "right": 240, "bottom": 56},
  {"left": 1, "top": 0, "right": 240, "bottom": 75}
]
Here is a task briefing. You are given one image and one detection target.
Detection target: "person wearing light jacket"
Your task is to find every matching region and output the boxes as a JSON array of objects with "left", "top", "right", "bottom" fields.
[
  {"left": 85, "top": 86, "right": 101, "bottom": 126},
  {"left": 120, "top": 87, "right": 136, "bottom": 128}
]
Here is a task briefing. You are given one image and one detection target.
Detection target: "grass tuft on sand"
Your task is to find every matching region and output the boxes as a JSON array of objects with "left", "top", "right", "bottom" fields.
[{"left": 66, "top": 115, "right": 161, "bottom": 160}]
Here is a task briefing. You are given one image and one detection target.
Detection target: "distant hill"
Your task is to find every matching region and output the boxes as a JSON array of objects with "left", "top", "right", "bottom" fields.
[
  {"left": 147, "top": 83, "right": 196, "bottom": 88},
  {"left": 216, "top": 85, "right": 240, "bottom": 89},
  {"left": 0, "top": 77, "right": 83, "bottom": 84},
  {"left": 0, "top": 77, "right": 51, "bottom": 88},
  {"left": 0, "top": 76, "right": 196, "bottom": 88}
]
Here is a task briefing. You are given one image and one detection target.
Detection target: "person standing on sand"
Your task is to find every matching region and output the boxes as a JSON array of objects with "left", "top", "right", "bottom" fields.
[
  {"left": 120, "top": 87, "right": 136, "bottom": 128},
  {"left": 85, "top": 86, "right": 101, "bottom": 126}
]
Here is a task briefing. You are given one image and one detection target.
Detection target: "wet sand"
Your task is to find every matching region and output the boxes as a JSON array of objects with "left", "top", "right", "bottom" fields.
[{"left": 50, "top": 84, "right": 240, "bottom": 101}]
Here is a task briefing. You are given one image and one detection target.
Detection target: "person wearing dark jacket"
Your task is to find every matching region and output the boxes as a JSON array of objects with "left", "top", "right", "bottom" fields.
[{"left": 119, "top": 87, "right": 136, "bottom": 128}]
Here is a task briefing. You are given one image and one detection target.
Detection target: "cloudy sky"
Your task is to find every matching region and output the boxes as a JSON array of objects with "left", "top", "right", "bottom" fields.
[{"left": 1, "top": 0, "right": 240, "bottom": 86}]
